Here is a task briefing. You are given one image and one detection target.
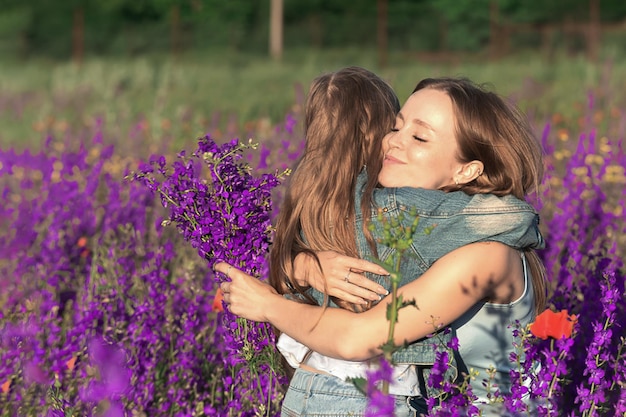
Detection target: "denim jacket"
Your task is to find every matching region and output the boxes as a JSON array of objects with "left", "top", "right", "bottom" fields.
[{"left": 308, "top": 169, "right": 544, "bottom": 396}]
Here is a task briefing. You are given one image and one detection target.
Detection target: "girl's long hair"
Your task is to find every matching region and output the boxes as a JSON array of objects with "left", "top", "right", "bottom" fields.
[{"left": 268, "top": 67, "right": 400, "bottom": 312}]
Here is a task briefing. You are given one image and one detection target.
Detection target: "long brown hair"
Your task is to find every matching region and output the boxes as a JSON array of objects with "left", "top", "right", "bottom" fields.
[
  {"left": 412, "top": 77, "right": 547, "bottom": 313},
  {"left": 268, "top": 67, "right": 400, "bottom": 312}
]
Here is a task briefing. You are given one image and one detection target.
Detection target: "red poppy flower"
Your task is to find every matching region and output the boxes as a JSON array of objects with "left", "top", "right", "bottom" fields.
[
  {"left": 212, "top": 288, "right": 224, "bottom": 313},
  {"left": 66, "top": 356, "right": 77, "bottom": 371},
  {"left": 529, "top": 309, "right": 578, "bottom": 340}
]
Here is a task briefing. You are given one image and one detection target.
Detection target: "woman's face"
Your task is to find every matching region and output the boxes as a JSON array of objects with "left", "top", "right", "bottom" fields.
[{"left": 378, "top": 88, "right": 464, "bottom": 190}]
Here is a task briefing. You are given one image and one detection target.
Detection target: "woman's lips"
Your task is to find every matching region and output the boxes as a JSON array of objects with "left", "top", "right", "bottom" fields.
[{"left": 384, "top": 154, "right": 403, "bottom": 164}]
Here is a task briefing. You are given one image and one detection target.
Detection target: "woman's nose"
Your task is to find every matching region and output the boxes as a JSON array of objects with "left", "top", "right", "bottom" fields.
[{"left": 385, "top": 131, "right": 401, "bottom": 149}]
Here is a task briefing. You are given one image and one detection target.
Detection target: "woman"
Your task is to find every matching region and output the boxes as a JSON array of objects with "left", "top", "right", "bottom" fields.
[{"left": 218, "top": 77, "right": 547, "bottom": 416}]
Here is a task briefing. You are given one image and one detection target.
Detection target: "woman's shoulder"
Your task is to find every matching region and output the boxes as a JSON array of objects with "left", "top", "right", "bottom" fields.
[{"left": 373, "top": 186, "right": 537, "bottom": 217}]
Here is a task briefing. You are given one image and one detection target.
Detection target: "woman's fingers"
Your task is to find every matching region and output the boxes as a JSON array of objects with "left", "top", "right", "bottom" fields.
[
  {"left": 338, "top": 271, "right": 388, "bottom": 302},
  {"left": 319, "top": 266, "right": 387, "bottom": 303},
  {"left": 319, "top": 267, "right": 389, "bottom": 303},
  {"left": 214, "top": 262, "right": 233, "bottom": 278},
  {"left": 324, "top": 252, "right": 389, "bottom": 277},
  {"left": 347, "top": 258, "right": 389, "bottom": 277},
  {"left": 335, "top": 283, "right": 382, "bottom": 305},
  {"left": 316, "top": 252, "right": 389, "bottom": 294},
  {"left": 213, "top": 262, "right": 277, "bottom": 321},
  {"left": 328, "top": 271, "right": 392, "bottom": 305},
  {"left": 215, "top": 258, "right": 388, "bottom": 311}
]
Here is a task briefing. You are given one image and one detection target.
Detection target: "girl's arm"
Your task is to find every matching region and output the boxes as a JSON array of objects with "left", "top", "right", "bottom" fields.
[{"left": 217, "top": 241, "right": 514, "bottom": 361}]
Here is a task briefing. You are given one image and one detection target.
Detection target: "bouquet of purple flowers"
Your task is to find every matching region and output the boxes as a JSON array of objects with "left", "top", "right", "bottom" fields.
[{"left": 131, "top": 135, "right": 290, "bottom": 416}]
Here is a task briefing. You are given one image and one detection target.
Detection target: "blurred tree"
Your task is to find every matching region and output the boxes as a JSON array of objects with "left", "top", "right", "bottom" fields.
[
  {"left": 0, "top": 0, "right": 72, "bottom": 58},
  {"left": 431, "top": 0, "right": 491, "bottom": 51},
  {"left": 0, "top": 0, "right": 31, "bottom": 57},
  {"left": 193, "top": 0, "right": 260, "bottom": 50}
]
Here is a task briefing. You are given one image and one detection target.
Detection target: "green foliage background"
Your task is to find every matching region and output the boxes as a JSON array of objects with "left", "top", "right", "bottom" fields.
[
  {"left": 2, "top": 47, "right": 626, "bottom": 151},
  {"left": 1, "top": 0, "right": 626, "bottom": 58},
  {"left": 1, "top": 0, "right": 626, "bottom": 152}
]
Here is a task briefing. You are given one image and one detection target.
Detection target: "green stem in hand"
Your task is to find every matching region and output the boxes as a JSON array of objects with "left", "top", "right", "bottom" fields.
[{"left": 373, "top": 209, "right": 422, "bottom": 394}]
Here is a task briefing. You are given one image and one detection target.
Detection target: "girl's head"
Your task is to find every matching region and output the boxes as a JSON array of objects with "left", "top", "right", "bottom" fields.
[
  {"left": 270, "top": 67, "right": 399, "bottom": 310},
  {"left": 303, "top": 66, "right": 400, "bottom": 182},
  {"left": 379, "top": 77, "right": 544, "bottom": 201},
  {"left": 294, "top": 66, "right": 399, "bottom": 255}
]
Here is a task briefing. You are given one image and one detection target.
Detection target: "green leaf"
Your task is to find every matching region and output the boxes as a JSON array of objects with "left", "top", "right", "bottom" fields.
[{"left": 347, "top": 376, "right": 368, "bottom": 395}]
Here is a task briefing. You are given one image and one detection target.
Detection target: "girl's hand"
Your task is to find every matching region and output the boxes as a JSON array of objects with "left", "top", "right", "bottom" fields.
[
  {"left": 293, "top": 251, "right": 389, "bottom": 305},
  {"left": 215, "top": 262, "right": 278, "bottom": 322}
]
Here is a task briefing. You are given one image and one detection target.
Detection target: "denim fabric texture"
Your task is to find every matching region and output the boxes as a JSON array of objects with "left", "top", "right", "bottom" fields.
[
  {"left": 280, "top": 368, "right": 415, "bottom": 417},
  {"left": 306, "top": 169, "right": 544, "bottom": 398}
]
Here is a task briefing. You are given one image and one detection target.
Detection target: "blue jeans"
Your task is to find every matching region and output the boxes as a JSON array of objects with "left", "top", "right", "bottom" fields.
[{"left": 281, "top": 368, "right": 415, "bottom": 417}]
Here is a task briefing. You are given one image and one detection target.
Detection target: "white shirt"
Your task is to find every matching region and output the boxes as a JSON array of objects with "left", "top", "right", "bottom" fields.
[{"left": 277, "top": 333, "right": 420, "bottom": 396}]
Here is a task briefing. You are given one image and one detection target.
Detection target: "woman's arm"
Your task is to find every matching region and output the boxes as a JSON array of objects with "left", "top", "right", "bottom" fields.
[{"left": 217, "top": 241, "right": 515, "bottom": 361}]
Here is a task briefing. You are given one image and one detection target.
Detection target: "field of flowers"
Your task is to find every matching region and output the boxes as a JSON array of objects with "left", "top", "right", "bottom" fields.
[{"left": 1, "top": 63, "right": 625, "bottom": 416}]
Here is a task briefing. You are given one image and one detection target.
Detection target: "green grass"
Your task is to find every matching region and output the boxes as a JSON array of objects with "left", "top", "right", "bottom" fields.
[{"left": 2, "top": 46, "right": 626, "bottom": 151}]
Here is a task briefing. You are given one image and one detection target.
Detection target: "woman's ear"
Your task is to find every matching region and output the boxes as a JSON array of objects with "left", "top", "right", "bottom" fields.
[{"left": 455, "top": 160, "right": 484, "bottom": 185}]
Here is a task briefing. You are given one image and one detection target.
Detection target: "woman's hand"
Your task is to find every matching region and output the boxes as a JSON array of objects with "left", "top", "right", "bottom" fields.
[
  {"left": 293, "top": 251, "right": 389, "bottom": 305},
  {"left": 215, "top": 262, "right": 279, "bottom": 322}
]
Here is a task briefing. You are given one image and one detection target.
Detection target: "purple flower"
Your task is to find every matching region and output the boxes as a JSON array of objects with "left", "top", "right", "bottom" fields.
[
  {"left": 131, "top": 135, "right": 290, "bottom": 415},
  {"left": 365, "top": 358, "right": 395, "bottom": 417}
]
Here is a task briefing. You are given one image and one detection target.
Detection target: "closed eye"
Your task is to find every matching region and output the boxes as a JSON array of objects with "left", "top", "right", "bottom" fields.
[{"left": 413, "top": 136, "right": 427, "bottom": 143}]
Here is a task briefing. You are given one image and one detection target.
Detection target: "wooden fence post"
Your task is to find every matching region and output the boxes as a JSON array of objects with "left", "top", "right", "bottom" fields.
[
  {"left": 377, "top": 0, "right": 388, "bottom": 68},
  {"left": 270, "top": 0, "right": 283, "bottom": 60},
  {"left": 588, "top": 0, "right": 600, "bottom": 62},
  {"left": 72, "top": 6, "right": 84, "bottom": 66}
]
